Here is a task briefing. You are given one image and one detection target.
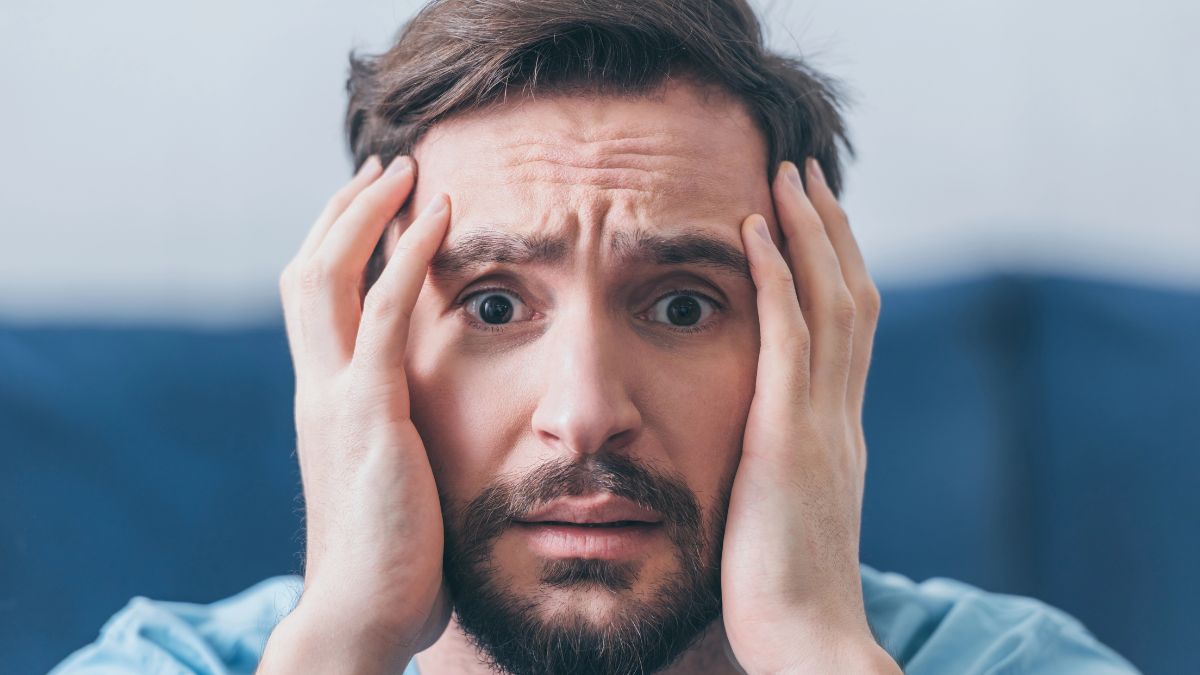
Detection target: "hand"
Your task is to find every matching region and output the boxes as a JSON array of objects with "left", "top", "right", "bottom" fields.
[
  {"left": 258, "top": 155, "right": 454, "bottom": 674},
  {"left": 720, "top": 159, "right": 899, "bottom": 674}
]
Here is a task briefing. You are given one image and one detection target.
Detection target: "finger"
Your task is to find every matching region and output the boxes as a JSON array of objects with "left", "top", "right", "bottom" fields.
[
  {"left": 740, "top": 212, "right": 812, "bottom": 413},
  {"left": 300, "top": 156, "right": 417, "bottom": 366},
  {"left": 298, "top": 155, "right": 383, "bottom": 261},
  {"left": 773, "top": 160, "right": 855, "bottom": 411},
  {"left": 354, "top": 192, "right": 452, "bottom": 377},
  {"left": 804, "top": 158, "right": 881, "bottom": 422},
  {"left": 281, "top": 155, "right": 382, "bottom": 378},
  {"left": 316, "top": 155, "right": 416, "bottom": 278}
]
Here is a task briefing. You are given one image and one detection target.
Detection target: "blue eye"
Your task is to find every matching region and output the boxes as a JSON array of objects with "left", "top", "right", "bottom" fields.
[{"left": 645, "top": 289, "right": 723, "bottom": 334}]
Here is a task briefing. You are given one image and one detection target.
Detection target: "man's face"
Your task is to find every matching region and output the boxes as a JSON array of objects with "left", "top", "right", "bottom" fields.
[{"left": 393, "top": 79, "right": 776, "bottom": 673}]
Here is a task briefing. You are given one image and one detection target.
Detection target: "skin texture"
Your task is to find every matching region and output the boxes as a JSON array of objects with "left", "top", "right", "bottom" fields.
[
  {"left": 402, "top": 82, "right": 764, "bottom": 674},
  {"left": 259, "top": 79, "right": 898, "bottom": 674}
]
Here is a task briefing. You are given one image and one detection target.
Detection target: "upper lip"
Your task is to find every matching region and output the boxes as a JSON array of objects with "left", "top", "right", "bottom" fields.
[{"left": 516, "top": 494, "right": 662, "bottom": 525}]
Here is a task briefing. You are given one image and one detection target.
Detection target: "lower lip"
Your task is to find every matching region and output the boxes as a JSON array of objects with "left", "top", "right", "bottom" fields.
[{"left": 513, "top": 522, "right": 663, "bottom": 559}]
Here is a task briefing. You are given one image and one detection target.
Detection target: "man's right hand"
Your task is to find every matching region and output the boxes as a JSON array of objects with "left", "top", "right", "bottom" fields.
[{"left": 258, "top": 155, "right": 453, "bottom": 674}]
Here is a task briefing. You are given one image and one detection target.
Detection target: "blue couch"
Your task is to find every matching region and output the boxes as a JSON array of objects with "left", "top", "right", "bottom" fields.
[{"left": 2, "top": 273, "right": 1196, "bottom": 674}]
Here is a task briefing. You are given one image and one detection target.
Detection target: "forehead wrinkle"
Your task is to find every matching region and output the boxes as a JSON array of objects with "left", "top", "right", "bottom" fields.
[
  {"left": 428, "top": 225, "right": 750, "bottom": 283},
  {"left": 494, "top": 133, "right": 707, "bottom": 197},
  {"left": 499, "top": 166, "right": 693, "bottom": 197},
  {"left": 496, "top": 130, "right": 682, "bottom": 155}
]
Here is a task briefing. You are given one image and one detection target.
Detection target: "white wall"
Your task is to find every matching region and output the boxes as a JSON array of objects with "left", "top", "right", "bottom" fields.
[{"left": 1, "top": 0, "right": 1196, "bottom": 322}]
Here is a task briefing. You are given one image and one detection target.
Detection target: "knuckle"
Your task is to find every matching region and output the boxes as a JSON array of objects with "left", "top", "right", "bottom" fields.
[
  {"left": 802, "top": 214, "right": 827, "bottom": 234},
  {"left": 296, "top": 397, "right": 339, "bottom": 440},
  {"left": 831, "top": 202, "right": 850, "bottom": 224},
  {"left": 784, "top": 366, "right": 811, "bottom": 406},
  {"left": 830, "top": 292, "right": 858, "bottom": 331},
  {"left": 768, "top": 269, "right": 797, "bottom": 294},
  {"left": 298, "top": 261, "right": 329, "bottom": 297},
  {"left": 298, "top": 257, "right": 354, "bottom": 298},
  {"left": 780, "top": 320, "right": 811, "bottom": 354},
  {"left": 361, "top": 287, "right": 397, "bottom": 322},
  {"left": 857, "top": 284, "right": 882, "bottom": 322},
  {"left": 278, "top": 263, "right": 296, "bottom": 294}
]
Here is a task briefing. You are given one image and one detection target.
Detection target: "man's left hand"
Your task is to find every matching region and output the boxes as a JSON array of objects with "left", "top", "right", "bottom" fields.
[{"left": 720, "top": 158, "right": 900, "bottom": 675}]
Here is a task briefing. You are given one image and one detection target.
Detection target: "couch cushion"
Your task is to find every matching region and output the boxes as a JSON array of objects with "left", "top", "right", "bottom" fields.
[
  {"left": 1019, "top": 277, "right": 1200, "bottom": 675},
  {"left": 0, "top": 324, "right": 302, "bottom": 672},
  {"left": 861, "top": 276, "right": 1033, "bottom": 591}
]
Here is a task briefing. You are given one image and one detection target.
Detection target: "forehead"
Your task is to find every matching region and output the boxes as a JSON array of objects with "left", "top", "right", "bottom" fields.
[{"left": 408, "top": 79, "right": 771, "bottom": 258}]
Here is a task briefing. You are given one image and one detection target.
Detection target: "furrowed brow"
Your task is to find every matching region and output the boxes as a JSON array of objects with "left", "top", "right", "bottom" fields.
[
  {"left": 428, "top": 227, "right": 751, "bottom": 282},
  {"left": 610, "top": 228, "right": 751, "bottom": 281},
  {"left": 429, "top": 229, "right": 571, "bottom": 281}
]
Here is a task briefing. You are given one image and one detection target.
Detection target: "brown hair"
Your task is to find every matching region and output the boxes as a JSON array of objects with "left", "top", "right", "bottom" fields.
[{"left": 346, "top": 0, "right": 853, "bottom": 283}]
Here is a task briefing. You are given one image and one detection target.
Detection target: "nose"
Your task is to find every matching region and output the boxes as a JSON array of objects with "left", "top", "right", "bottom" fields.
[{"left": 530, "top": 303, "right": 643, "bottom": 458}]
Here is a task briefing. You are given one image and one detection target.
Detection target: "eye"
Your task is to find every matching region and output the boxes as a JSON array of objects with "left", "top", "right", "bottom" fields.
[
  {"left": 455, "top": 285, "right": 724, "bottom": 335},
  {"left": 457, "top": 287, "right": 534, "bottom": 332},
  {"left": 644, "top": 289, "right": 723, "bottom": 335}
]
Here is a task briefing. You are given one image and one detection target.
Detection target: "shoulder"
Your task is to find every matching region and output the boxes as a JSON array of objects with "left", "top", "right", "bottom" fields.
[
  {"left": 859, "top": 564, "right": 1141, "bottom": 674},
  {"left": 50, "top": 576, "right": 304, "bottom": 674}
]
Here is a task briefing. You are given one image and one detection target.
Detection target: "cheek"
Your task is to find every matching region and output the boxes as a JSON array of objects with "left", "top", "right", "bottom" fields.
[
  {"left": 405, "top": 310, "right": 538, "bottom": 499},
  {"left": 646, "top": 337, "right": 758, "bottom": 500}
]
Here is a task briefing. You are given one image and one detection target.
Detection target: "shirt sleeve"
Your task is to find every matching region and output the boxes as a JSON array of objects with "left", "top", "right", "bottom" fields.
[
  {"left": 51, "top": 568, "right": 1139, "bottom": 674},
  {"left": 47, "top": 576, "right": 420, "bottom": 675},
  {"left": 861, "top": 566, "right": 1142, "bottom": 674}
]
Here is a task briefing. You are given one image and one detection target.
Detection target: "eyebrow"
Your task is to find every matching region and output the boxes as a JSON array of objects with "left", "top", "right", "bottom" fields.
[{"left": 429, "top": 226, "right": 751, "bottom": 283}]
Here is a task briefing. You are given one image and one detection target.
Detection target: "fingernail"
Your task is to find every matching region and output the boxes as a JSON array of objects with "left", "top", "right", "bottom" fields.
[
  {"left": 809, "top": 158, "right": 826, "bottom": 184},
  {"left": 754, "top": 215, "right": 771, "bottom": 244},
  {"left": 384, "top": 155, "right": 412, "bottom": 176},
  {"left": 421, "top": 193, "right": 448, "bottom": 217},
  {"left": 786, "top": 161, "right": 804, "bottom": 190}
]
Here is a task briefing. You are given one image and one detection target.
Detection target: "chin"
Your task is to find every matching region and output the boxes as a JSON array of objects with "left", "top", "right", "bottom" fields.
[{"left": 535, "top": 585, "right": 635, "bottom": 622}]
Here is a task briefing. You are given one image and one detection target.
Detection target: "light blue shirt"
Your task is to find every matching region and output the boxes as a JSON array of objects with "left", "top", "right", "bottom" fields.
[{"left": 50, "top": 564, "right": 1139, "bottom": 674}]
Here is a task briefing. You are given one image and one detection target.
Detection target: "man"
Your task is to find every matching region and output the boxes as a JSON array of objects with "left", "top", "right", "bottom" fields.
[{"left": 53, "top": 1, "right": 1139, "bottom": 673}]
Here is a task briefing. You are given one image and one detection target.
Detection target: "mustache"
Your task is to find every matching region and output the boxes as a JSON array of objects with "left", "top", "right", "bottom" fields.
[
  {"left": 440, "top": 453, "right": 730, "bottom": 675},
  {"left": 446, "top": 453, "right": 703, "bottom": 552}
]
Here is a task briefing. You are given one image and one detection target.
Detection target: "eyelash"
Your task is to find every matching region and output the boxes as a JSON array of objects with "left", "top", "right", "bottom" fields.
[{"left": 456, "top": 285, "right": 725, "bottom": 335}]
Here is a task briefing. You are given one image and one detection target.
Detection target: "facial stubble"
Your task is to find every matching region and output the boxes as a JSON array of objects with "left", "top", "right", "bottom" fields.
[{"left": 440, "top": 453, "right": 734, "bottom": 675}]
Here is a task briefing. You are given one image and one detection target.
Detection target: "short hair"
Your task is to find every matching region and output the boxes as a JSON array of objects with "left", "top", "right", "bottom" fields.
[{"left": 346, "top": 0, "right": 853, "bottom": 284}]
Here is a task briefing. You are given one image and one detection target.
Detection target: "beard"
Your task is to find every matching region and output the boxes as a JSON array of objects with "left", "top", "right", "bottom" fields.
[{"left": 440, "top": 453, "right": 733, "bottom": 675}]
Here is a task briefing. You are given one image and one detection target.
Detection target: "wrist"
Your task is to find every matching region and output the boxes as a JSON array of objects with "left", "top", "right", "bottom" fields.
[
  {"left": 767, "top": 621, "right": 900, "bottom": 675},
  {"left": 258, "top": 595, "right": 415, "bottom": 675},
  {"left": 734, "top": 607, "right": 899, "bottom": 675},
  {"left": 775, "top": 639, "right": 899, "bottom": 675}
]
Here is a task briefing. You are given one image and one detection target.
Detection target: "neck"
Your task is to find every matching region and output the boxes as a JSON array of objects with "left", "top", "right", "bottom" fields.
[{"left": 415, "top": 614, "right": 744, "bottom": 675}]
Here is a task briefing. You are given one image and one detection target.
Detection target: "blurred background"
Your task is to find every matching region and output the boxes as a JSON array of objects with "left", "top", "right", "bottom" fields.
[{"left": 1, "top": 1, "right": 1196, "bottom": 673}]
